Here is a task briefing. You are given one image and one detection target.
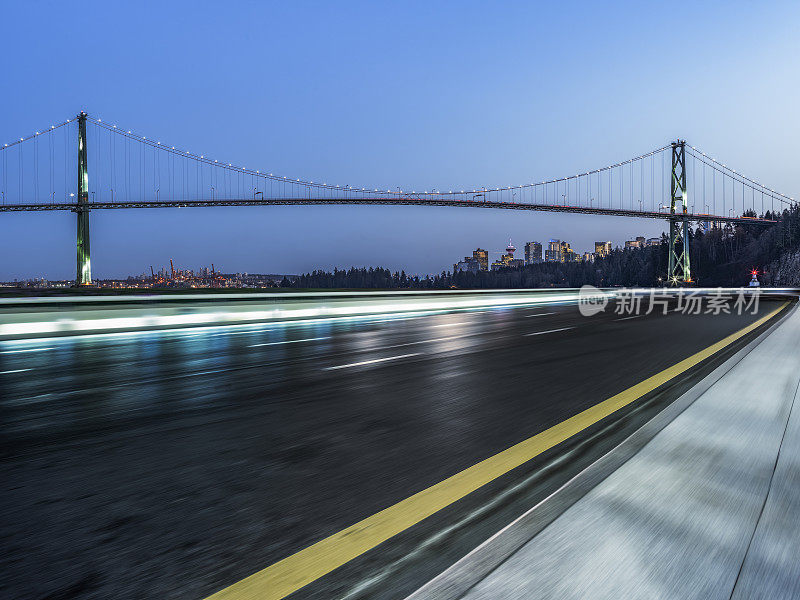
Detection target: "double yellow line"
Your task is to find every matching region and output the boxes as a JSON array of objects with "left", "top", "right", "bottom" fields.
[{"left": 207, "top": 304, "right": 786, "bottom": 600}]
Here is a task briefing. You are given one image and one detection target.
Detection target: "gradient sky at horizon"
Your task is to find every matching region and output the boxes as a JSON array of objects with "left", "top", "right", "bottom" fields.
[{"left": 1, "top": 0, "right": 799, "bottom": 279}]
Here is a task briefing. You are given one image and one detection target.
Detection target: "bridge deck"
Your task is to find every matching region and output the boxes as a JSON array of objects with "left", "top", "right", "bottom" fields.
[{"left": 0, "top": 198, "right": 777, "bottom": 224}]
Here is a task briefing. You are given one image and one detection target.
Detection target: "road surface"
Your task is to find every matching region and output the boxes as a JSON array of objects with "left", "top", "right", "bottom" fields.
[{"left": 0, "top": 296, "right": 786, "bottom": 599}]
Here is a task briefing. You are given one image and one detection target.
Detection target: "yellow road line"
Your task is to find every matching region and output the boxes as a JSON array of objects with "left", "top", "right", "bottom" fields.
[{"left": 206, "top": 303, "right": 787, "bottom": 600}]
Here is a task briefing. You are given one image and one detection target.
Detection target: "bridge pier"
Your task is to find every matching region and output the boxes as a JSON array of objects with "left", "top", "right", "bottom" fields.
[
  {"left": 76, "top": 112, "right": 91, "bottom": 285},
  {"left": 668, "top": 140, "right": 691, "bottom": 284}
]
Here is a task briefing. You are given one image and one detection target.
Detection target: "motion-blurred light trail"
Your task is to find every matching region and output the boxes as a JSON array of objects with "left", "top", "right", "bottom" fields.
[{"left": 0, "top": 290, "right": 609, "bottom": 340}]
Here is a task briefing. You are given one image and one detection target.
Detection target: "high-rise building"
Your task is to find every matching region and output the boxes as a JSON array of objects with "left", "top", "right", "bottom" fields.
[
  {"left": 473, "top": 248, "right": 489, "bottom": 271},
  {"left": 561, "top": 241, "right": 580, "bottom": 262},
  {"left": 595, "top": 241, "right": 612, "bottom": 257},
  {"left": 545, "top": 239, "right": 562, "bottom": 262},
  {"left": 524, "top": 241, "right": 543, "bottom": 265}
]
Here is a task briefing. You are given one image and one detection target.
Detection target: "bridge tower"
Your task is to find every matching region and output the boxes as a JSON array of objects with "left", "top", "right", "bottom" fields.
[
  {"left": 76, "top": 112, "right": 91, "bottom": 285},
  {"left": 667, "top": 140, "right": 690, "bottom": 284}
]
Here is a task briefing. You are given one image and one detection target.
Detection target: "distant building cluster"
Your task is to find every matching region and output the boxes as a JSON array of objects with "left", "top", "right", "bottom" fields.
[
  {"left": 2, "top": 263, "right": 297, "bottom": 290},
  {"left": 491, "top": 241, "right": 525, "bottom": 270},
  {"left": 453, "top": 248, "right": 489, "bottom": 274},
  {"left": 624, "top": 236, "right": 661, "bottom": 249},
  {"left": 453, "top": 234, "right": 662, "bottom": 273}
]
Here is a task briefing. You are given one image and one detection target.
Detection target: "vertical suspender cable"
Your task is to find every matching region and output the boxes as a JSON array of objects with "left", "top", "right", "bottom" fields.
[
  {"left": 651, "top": 153, "right": 656, "bottom": 212},
  {"left": 34, "top": 135, "right": 39, "bottom": 204},
  {"left": 19, "top": 141, "right": 23, "bottom": 203},
  {"left": 49, "top": 130, "right": 54, "bottom": 203}
]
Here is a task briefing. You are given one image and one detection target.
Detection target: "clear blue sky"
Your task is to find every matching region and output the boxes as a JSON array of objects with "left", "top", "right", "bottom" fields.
[{"left": 1, "top": 0, "right": 798, "bottom": 279}]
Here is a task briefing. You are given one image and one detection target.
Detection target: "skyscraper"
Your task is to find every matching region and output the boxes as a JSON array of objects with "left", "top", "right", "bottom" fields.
[
  {"left": 595, "top": 241, "right": 612, "bottom": 257},
  {"left": 545, "top": 239, "right": 562, "bottom": 262},
  {"left": 561, "top": 240, "right": 579, "bottom": 262},
  {"left": 473, "top": 248, "right": 489, "bottom": 271},
  {"left": 524, "top": 241, "right": 542, "bottom": 265}
]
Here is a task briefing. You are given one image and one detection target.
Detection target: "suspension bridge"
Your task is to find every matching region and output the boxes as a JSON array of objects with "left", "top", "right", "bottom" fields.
[{"left": 1, "top": 112, "right": 795, "bottom": 285}]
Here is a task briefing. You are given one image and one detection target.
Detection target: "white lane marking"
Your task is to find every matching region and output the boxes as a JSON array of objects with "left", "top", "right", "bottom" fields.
[
  {"left": 188, "top": 368, "right": 228, "bottom": 377},
  {"left": 0, "top": 369, "right": 32, "bottom": 374},
  {"left": 0, "top": 347, "right": 55, "bottom": 355},
  {"left": 523, "top": 312, "right": 557, "bottom": 318},
  {"left": 370, "top": 334, "right": 467, "bottom": 351},
  {"left": 248, "top": 337, "right": 330, "bottom": 348},
  {"left": 325, "top": 353, "right": 421, "bottom": 371},
  {"left": 614, "top": 315, "right": 643, "bottom": 321},
  {"left": 524, "top": 327, "right": 575, "bottom": 337},
  {"left": 430, "top": 322, "right": 471, "bottom": 328}
]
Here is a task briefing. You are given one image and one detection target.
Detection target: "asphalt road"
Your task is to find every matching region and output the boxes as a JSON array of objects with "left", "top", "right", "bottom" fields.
[{"left": 0, "top": 297, "right": 786, "bottom": 600}]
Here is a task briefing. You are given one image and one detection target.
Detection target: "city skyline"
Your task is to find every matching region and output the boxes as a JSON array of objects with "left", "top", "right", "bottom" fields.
[{"left": 3, "top": 228, "right": 661, "bottom": 285}]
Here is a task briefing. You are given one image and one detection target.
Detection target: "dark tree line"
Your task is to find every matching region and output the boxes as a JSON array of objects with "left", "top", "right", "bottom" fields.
[{"left": 281, "top": 205, "right": 800, "bottom": 289}]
